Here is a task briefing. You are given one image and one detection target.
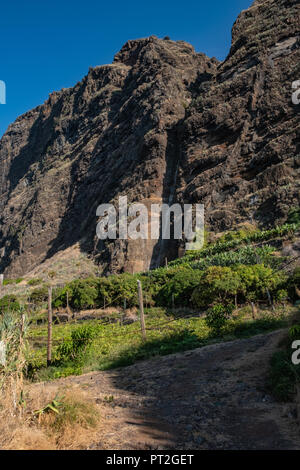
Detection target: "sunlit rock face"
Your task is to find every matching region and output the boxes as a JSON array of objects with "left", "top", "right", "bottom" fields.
[{"left": 0, "top": 0, "right": 299, "bottom": 277}]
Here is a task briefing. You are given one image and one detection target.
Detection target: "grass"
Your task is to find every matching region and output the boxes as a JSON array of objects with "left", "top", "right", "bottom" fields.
[
  {"left": 27, "top": 305, "right": 292, "bottom": 382},
  {"left": 0, "top": 312, "right": 102, "bottom": 450},
  {"left": 267, "top": 307, "right": 300, "bottom": 402},
  {"left": 267, "top": 350, "right": 299, "bottom": 402},
  {"left": 0, "top": 386, "right": 102, "bottom": 450}
]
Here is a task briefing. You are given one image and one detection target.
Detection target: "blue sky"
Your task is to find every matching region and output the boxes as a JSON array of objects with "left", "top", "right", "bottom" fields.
[{"left": 0, "top": 0, "right": 252, "bottom": 138}]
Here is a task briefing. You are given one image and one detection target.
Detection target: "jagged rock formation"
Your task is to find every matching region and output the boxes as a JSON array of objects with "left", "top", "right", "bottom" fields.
[
  {"left": 0, "top": 0, "right": 299, "bottom": 277},
  {"left": 177, "top": 0, "right": 300, "bottom": 231}
]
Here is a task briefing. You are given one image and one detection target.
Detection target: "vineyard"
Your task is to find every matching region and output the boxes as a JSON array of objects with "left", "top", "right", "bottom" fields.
[
  {"left": 27, "top": 305, "right": 291, "bottom": 382},
  {"left": 0, "top": 220, "right": 300, "bottom": 384}
]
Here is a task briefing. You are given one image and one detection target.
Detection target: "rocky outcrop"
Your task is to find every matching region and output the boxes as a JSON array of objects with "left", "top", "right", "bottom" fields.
[
  {"left": 0, "top": 38, "right": 215, "bottom": 276},
  {"left": 177, "top": 0, "right": 300, "bottom": 231},
  {"left": 0, "top": 0, "right": 299, "bottom": 277}
]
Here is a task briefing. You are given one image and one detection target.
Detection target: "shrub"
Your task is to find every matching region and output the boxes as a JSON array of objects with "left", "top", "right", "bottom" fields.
[
  {"left": 287, "top": 207, "right": 300, "bottom": 225},
  {"left": 268, "top": 307, "right": 300, "bottom": 402},
  {"left": 47, "top": 391, "right": 99, "bottom": 432},
  {"left": 156, "top": 269, "right": 204, "bottom": 307},
  {"left": 2, "top": 278, "right": 23, "bottom": 286},
  {"left": 293, "top": 267, "right": 300, "bottom": 286},
  {"left": 275, "top": 289, "right": 289, "bottom": 304},
  {"left": 235, "top": 264, "right": 286, "bottom": 302},
  {"left": 29, "top": 286, "right": 48, "bottom": 304},
  {"left": 206, "top": 266, "right": 241, "bottom": 300},
  {"left": 97, "top": 274, "right": 139, "bottom": 308},
  {"left": 191, "top": 266, "right": 237, "bottom": 308},
  {"left": 65, "top": 278, "right": 99, "bottom": 310},
  {"left": 27, "top": 278, "right": 42, "bottom": 287},
  {"left": 268, "top": 350, "right": 298, "bottom": 402},
  {"left": 54, "top": 274, "right": 147, "bottom": 310},
  {"left": 55, "top": 324, "right": 99, "bottom": 364},
  {"left": 0, "top": 295, "right": 21, "bottom": 313},
  {"left": 205, "top": 303, "right": 234, "bottom": 335}
]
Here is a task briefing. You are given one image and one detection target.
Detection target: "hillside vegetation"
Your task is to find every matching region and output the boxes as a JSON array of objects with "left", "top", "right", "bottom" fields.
[
  {"left": 1, "top": 220, "right": 299, "bottom": 385},
  {"left": 0, "top": 219, "right": 300, "bottom": 452}
]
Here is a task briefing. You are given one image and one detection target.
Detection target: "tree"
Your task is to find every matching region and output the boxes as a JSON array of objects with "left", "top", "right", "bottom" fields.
[
  {"left": 205, "top": 266, "right": 241, "bottom": 304},
  {"left": 235, "top": 264, "right": 285, "bottom": 316}
]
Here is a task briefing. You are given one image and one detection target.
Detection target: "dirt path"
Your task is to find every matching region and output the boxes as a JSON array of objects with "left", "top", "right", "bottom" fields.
[{"left": 43, "top": 330, "right": 300, "bottom": 450}]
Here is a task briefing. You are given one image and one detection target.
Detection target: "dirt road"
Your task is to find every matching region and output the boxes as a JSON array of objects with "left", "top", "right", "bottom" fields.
[{"left": 43, "top": 330, "right": 300, "bottom": 450}]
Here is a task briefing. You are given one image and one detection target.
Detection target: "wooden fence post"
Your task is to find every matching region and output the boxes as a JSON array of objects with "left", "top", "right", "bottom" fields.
[
  {"left": 0, "top": 341, "right": 6, "bottom": 367},
  {"left": 47, "top": 286, "right": 53, "bottom": 367},
  {"left": 137, "top": 280, "right": 146, "bottom": 341},
  {"left": 266, "top": 289, "right": 275, "bottom": 312},
  {"left": 20, "top": 314, "right": 26, "bottom": 336},
  {"left": 251, "top": 302, "right": 257, "bottom": 320},
  {"left": 0, "top": 274, "right": 3, "bottom": 298}
]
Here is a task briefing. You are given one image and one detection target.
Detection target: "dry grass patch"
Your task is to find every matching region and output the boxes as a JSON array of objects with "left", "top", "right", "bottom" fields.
[{"left": 0, "top": 385, "right": 103, "bottom": 450}]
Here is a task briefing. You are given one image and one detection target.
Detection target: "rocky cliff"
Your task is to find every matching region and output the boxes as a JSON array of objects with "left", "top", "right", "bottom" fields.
[
  {"left": 177, "top": 0, "right": 300, "bottom": 232},
  {"left": 0, "top": 0, "right": 299, "bottom": 277}
]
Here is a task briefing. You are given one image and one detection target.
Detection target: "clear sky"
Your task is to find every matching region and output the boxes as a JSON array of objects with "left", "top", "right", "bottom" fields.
[{"left": 0, "top": 0, "right": 252, "bottom": 138}]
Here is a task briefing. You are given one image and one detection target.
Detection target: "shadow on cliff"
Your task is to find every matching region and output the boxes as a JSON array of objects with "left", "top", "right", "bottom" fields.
[
  {"left": 149, "top": 126, "right": 182, "bottom": 270},
  {"left": 41, "top": 78, "right": 183, "bottom": 271},
  {"left": 6, "top": 100, "right": 65, "bottom": 197}
]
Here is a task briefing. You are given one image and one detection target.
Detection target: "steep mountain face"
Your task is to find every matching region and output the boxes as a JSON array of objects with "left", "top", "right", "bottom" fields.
[
  {"left": 0, "top": 39, "right": 216, "bottom": 276},
  {"left": 0, "top": 0, "right": 299, "bottom": 277},
  {"left": 177, "top": 0, "right": 300, "bottom": 231}
]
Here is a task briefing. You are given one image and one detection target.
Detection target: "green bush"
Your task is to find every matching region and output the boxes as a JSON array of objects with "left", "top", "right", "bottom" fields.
[
  {"left": 275, "top": 289, "right": 289, "bottom": 303},
  {"left": 288, "top": 267, "right": 300, "bottom": 299},
  {"left": 51, "top": 254, "right": 290, "bottom": 313},
  {"left": 287, "top": 207, "right": 300, "bottom": 225},
  {"left": 3, "top": 278, "right": 24, "bottom": 286},
  {"left": 235, "top": 264, "right": 286, "bottom": 302},
  {"left": 27, "top": 278, "right": 42, "bottom": 286},
  {"left": 156, "top": 269, "right": 204, "bottom": 307},
  {"left": 191, "top": 266, "right": 236, "bottom": 308},
  {"left": 268, "top": 309, "right": 300, "bottom": 402},
  {"left": 67, "top": 278, "right": 99, "bottom": 310},
  {"left": 0, "top": 295, "right": 21, "bottom": 313},
  {"left": 97, "top": 274, "right": 140, "bottom": 308},
  {"left": 192, "top": 264, "right": 285, "bottom": 309},
  {"left": 55, "top": 324, "right": 100, "bottom": 364},
  {"left": 53, "top": 274, "right": 141, "bottom": 310},
  {"left": 205, "top": 303, "right": 234, "bottom": 335},
  {"left": 29, "top": 286, "right": 48, "bottom": 304},
  {"left": 268, "top": 350, "right": 298, "bottom": 402}
]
